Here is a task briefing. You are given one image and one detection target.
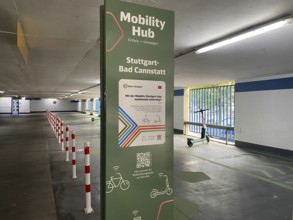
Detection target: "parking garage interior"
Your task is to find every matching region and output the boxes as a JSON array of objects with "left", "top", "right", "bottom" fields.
[{"left": 1, "top": 0, "right": 293, "bottom": 220}]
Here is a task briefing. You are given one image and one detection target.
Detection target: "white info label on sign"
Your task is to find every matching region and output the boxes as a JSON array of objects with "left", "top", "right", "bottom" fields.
[{"left": 118, "top": 79, "right": 166, "bottom": 147}]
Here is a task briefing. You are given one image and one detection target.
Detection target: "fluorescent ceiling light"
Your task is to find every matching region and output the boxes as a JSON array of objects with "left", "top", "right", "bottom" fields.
[
  {"left": 195, "top": 17, "right": 293, "bottom": 54},
  {"left": 0, "top": 90, "right": 4, "bottom": 94}
]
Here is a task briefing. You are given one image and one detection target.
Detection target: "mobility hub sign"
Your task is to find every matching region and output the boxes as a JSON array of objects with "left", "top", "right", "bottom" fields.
[{"left": 100, "top": 1, "right": 174, "bottom": 219}]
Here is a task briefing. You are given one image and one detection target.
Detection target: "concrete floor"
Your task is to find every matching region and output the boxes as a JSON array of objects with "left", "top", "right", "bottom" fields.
[{"left": 0, "top": 113, "right": 292, "bottom": 220}]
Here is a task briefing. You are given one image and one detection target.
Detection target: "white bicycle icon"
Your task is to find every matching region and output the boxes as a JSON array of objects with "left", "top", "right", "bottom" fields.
[{"left": 106, "top": 172, "right": 130, "bottom": 193}]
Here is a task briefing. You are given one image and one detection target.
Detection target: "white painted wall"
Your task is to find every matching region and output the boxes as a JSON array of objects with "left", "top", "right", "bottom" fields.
[
  {"left": 174, "top": 95, "right": 184, "bottom": 131},
  {"left": 77, "top": 100, "right": 87, "bottom": 113},
  {"left": 19, "top": 100, "right": 30, "bottom": 113},
  {"left": 235, "top": 74, "right": 293, "bottom": 151},
  {"left": 0, "top": 97, "right": 12, "bottom": 113},
  {"left": 174, "top": 89, "right": 184, "bottom": 131},
  {"left": 30, "top": 99, "right": 77, "bottom": 112}
]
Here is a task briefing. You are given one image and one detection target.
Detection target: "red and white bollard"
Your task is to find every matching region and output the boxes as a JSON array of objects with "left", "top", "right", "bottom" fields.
[
  {"left": 57, "top": 117, "right": 60, "bottom": 139},
  {"left": 47, "top": 111, "right": 49, "bottom": 123},
  {"left": 51, "top": 113, "right": 54, "bottom": 130},
  {"left": 58, "top": 118, "right": 61, "bottom": 143},
  {"left": 47, "top": 111, "right": 50, "bottom": 124},
  {"left": 53, "top": 114, "right": 56, "bottom": 135},
  {"left": 61, "top": 121, "right": 64, "bottom": 151},
  {"left": 54, "top": 116, "right": 58, "bottom": 137},
  {"left": 84, "top": 142, "right": 93, "bottom": 214},
  {"left": 48, "top": 111, "right": 54, "bottom": 128},
  {"left": 71, "top": 130, "right": 77, "bottom": 179},
  {"left": 65, "top": 126, "right": 70, "bottom": 161}
]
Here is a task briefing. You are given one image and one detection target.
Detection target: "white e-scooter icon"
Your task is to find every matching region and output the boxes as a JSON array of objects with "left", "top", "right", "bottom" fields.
[{"left": 150, "top": 173, "right": 173, "bottom": 198}]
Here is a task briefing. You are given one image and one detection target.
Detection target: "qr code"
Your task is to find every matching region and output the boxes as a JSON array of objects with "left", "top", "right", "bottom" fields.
[{"left": 136, "top": 152, "right": 152, "bottom": 168}]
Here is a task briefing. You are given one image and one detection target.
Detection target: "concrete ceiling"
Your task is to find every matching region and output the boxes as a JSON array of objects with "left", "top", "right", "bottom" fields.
[{"left": 0, "top": 0, "right": 293, "bottom": 99}]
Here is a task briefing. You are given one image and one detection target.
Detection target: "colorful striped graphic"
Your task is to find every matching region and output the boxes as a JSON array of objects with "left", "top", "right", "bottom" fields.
[
  {"left": 119, "top": 107, "right": 165, "bottom": 148},
  {"left": 118, "top": 107, "right": 137, "bottom": 146}
]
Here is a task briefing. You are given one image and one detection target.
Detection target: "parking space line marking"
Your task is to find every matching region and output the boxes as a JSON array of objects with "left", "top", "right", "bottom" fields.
[
  {"left": 192, "top": 154, "right": 293, "bottom": 191},
  {"left": 251, "top": 164, "right": 286, "bottom": 175}
]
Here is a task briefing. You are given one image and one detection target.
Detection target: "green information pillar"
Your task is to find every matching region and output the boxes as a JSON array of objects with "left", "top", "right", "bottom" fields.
[{"left": 101, "top": 1, "right": 174, "bottom": 219}]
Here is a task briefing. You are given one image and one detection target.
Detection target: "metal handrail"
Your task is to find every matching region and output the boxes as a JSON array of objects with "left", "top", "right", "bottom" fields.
[{"left": 184, "top": 121, "right": 234, "bottom": 145}]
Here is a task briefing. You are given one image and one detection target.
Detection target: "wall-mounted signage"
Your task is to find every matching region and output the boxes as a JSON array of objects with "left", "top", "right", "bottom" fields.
[{"left": 12, "top": 99, "right": 19, "bottom": 116}]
